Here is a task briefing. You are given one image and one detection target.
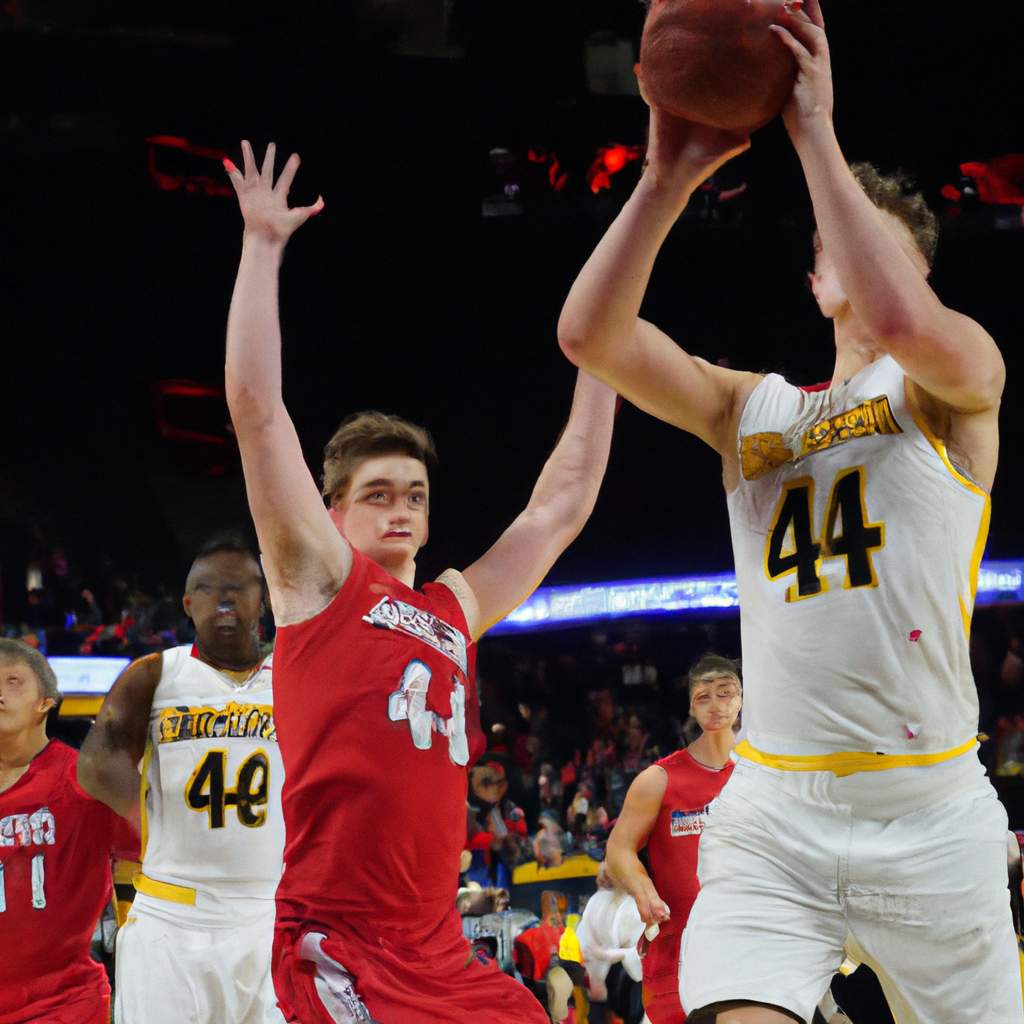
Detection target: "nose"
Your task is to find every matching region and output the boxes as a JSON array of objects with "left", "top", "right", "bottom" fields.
[{"left": 217, "top": 599, "right": 235, "bottom": 612}]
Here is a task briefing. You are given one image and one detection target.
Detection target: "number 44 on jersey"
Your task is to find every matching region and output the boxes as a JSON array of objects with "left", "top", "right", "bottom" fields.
[{"left": 766, "top": 466, "right": 885, "bottom": 602}]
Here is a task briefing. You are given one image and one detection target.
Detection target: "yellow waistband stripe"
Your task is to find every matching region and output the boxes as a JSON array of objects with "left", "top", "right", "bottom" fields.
[
  {"left": 734, "top": 737, "right": 978, "bottom": 778},
  {"left": 133, "top": 872, "right": 197, "bottom": 906}
]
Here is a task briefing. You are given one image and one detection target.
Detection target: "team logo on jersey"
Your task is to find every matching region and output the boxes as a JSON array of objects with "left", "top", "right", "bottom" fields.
[
  {"left": 156, "top": 702, "right": 276, "bottom": 744},
  {"left": 363, "top": 596, "right": 468, "bottom": 674},
  {"left": 0, "top": 807, "right": 55, "bottom": 847},
  {"left": 741, "top": 395, "right": 902, "bottom": 481},
  {"left": 670, "top": 804, "right": 712, "bottom": 837},
  {"left": 387, "top": 658, "right": 470, "bottom": 766}
]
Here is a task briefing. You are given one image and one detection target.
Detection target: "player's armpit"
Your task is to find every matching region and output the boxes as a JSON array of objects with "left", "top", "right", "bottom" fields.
[
  {"left": 230, "top": 405, "right": 352, "bottom": 626},
  {"left": 568, "top": 318, "right": 762, "bottom": 457},
  {"left": 77, "top": 654, "right": 163, "bottom": 817}
]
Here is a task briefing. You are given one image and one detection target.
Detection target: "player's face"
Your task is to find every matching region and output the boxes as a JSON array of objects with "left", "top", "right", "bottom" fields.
[
  {"left": 183, "top": 552, "right": 265, "bottom": 668},
  {"left": 0, "top": 661, "right": 52, "bottom": 738},
  {"left": 689, "top": 672, "right": 741, "bottom": 733},
  {"left": 808, "top": 231, "right": 847, "bottom": 319},
  {"left": 331, "top": 455, "right": 429, "bottom": 573}
]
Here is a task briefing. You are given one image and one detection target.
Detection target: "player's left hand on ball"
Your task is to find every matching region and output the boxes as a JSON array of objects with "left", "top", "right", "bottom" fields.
[
  {"left": 224, "top": 140, "right": 324, "bottom": 244},
  {"left": 770, "top": 0, "right": 833, "bottom": 141}
]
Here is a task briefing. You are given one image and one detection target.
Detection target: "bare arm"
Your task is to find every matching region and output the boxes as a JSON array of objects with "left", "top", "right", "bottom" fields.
[
  {"left": 557, "top": 109, "right": 762, "bottom": 464},
  {"left": 77, "top": 655, "right": 163, "bottom": 832},
  {"left": 457, "top": 370, "right": 616, "bottom": 639},
  {"left": 774, "top": 3, "right": 1005, "bottom": 420},
  {"left": 224, "top": 142, "right": 351, "bottom": 626},
  {"left": 604, "top": 765, "right": 671, "bottom": 926}
]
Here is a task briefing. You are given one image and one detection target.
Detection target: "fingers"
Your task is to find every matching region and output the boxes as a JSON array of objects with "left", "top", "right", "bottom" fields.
[
  {"left": 770, "top": 23, "right": 812, "bottom": 64},
  {"left": 305, "top": 195, "right": 325, "bottom": 217},
  {"left": 804, "top": 0, "right": 825, "bottom": 29},
  {"left": 781, "top": 2, "right": 826, "bottom": 52},
  {"left": 274, "top": 152, "right": 302, "bottom": 197},
  {"left": 241, "top": 139, "right": 257, "bottom": 179},
  {"left": 260, "top": 141, "right": 277, "bottom": 182}
]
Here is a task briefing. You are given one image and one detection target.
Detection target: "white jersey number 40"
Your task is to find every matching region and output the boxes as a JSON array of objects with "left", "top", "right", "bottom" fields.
[{"left": 184, "top": 749, "right": 270, "bottom": 828}]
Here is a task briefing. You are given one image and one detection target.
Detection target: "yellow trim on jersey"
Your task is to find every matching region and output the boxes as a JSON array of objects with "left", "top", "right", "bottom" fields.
[
  {"left": 138, "top": 740, "right": 153, "bottom": 862},
  {"left": 904, "top": 384, "right": 992, "bottom": 640},
  {"left": 734, "top": 737, "right": 978, "bottom": 777},
  {"left": 133, "top": 871, "right": 196, "bottom": 906},
  {"left": 904, "top": 388, "right": 988, "bottom": 500}
]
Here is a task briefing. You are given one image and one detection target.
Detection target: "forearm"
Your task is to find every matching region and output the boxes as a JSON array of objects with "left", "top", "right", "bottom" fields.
[
  {"left": 797, "top": 124, "right": 943, "bottom": 341},
  {"left": 77, "top": 744, "right": 142, "bottom": 818},
  {"left": 558, "top": 173, "right": 698, "bottom": 365},
  {"left": 605, "top": 839, "right": 653, "bottom": 901},
  {"left": 225, "top": 234, "right": 289, "bottom": 427},
  {"left": 524, "top": 370, "right": 617, "bottom": 537}
]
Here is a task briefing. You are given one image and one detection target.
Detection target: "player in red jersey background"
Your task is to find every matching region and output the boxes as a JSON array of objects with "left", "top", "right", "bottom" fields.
[
  {"left": 0, "top": 638, "right": 138, "bottom": 1024},
  {"left": 605, "top": 655, "right": 741, "bottom": 1024},
  {"left": 223, "top": 142, "right": 617, "bottom": 1023}
]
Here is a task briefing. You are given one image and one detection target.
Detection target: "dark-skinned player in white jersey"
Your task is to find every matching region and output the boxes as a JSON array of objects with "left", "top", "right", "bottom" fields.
[{"left": 558, "top": 2, "right": 1018, "bottom": 1023}]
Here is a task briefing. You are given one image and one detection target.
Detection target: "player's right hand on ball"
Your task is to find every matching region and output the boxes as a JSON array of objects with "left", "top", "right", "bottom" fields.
[
  {"left": 224, "top": 140, "right": 324, "bottom": 244},
  {"left": 644, "top": 106, "right": 750, "bottom": 193}
]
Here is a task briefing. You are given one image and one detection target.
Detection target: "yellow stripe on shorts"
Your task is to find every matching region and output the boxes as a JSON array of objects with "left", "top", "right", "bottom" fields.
[
  {"left": 734, "top": 737, "right": 978, "bottom": 778},
  {"left": 133, "top": 872, "right": 196, "bottom": 905}
]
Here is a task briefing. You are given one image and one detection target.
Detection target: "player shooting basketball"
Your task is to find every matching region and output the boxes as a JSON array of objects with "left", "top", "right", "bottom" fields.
[
  {"left": 558, "top": 2, "right": 1019, "bottom": 1023},
  {"left": 222, "top": 142, "right": 616, "bottom": 1024}
]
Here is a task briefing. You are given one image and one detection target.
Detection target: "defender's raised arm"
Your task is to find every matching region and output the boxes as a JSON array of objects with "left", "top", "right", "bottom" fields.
[
  {"left": 224, "top": 142, "right": 350, "bottom": 624},
  {"left": 458, "top": 369, "right": 617, "bottom": 639}
]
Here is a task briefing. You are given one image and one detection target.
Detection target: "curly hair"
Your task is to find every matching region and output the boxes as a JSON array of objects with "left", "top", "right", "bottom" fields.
[
  {"left": 322, "top": 411, "right": 437, "bottom": 505},
  {"left": 850, "top": 162, "right": 938, "bottom": 268}
]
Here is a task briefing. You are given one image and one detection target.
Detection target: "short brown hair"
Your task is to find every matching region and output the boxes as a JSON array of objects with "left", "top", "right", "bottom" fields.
[
  {"left": 322, "top": 411, "right": 437, "bottom": 504},
  {"left": 687, "top": 652, "right": 741, "bottom": 699},
  {"left": 850, "top": 162, "right": 938, "bottom": 268},
  {"left": 0, "top": 638, "right": 62, "bottom": 710}
]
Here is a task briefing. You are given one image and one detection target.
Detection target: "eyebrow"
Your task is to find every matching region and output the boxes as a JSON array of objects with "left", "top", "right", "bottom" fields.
[{"left": 358, "top": 478, "right": 427, "bottom": 491}]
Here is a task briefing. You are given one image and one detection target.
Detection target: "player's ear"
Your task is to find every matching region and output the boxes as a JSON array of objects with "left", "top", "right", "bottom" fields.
[{"left": 182, "top": 593, "right": 192, "bottom": 619}]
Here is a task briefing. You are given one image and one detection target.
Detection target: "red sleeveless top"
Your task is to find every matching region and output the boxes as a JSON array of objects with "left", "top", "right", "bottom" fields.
[
  {"left": 272, "top": 548, "right": 486, "bottom": 940},
  {"left": 643, "top": 748, "right": 735, "bottom": 984}
]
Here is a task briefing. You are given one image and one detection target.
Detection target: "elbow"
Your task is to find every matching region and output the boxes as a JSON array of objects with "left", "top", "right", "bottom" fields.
[{"left": 557, "top": 310, "right": 597, "bottom": 370}]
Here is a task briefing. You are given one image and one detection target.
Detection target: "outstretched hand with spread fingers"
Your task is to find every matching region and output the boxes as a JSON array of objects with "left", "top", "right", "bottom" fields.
[
  {"left": 224, "top": 140, "right": 324, "bottom": 244},
  {"left": 770, "top": 0, "right": 833, "bottom": 143}
]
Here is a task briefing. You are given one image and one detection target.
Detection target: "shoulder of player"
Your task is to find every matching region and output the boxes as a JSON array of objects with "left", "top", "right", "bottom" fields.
[
  {"left": 432, "top": 568, "right": 480, "bottom": 639},
  {"left": 627, "top": 763, "right": 670, "bottom": 803}
]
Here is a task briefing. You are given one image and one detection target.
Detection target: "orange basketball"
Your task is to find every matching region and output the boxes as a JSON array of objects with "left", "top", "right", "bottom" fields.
[{"left": 639, "top": 0, "right": 799, "bottom": 132}]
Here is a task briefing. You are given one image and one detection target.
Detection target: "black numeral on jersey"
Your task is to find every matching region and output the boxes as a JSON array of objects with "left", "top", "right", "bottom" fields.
[
  {"left": 185, "top": 749, "right": 270, "bottom": 829},
  {"left": 765, "top": 467, "right": 884, "bottom": 601}
]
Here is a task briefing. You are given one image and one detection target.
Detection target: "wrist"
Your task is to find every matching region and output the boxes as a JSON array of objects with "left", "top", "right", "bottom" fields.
[
  {"left": 790, "top": 113, "right": 838, "bottom": 159},
  {"left": 241, "top": 229, "right": 289, "bottom": 253},
  {"left": 633, "top": 169, "right": 697, "bottom": 217}
]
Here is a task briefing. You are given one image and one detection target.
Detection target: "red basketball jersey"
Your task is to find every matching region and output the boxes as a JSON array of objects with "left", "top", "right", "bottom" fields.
[
  {"left": 643, "top": 748, "right": 734, "bottom": 986},
  {"left": 272, "top": 548, "right": 486, "bottom": 941},
  {"left": 0, "top": 739, "right": 139, "bottom": 1024}
]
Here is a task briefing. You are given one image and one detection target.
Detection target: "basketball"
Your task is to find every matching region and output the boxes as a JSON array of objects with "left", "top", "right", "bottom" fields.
[{"left": 638, "top": 0, "right": 800, "bottom": 132}]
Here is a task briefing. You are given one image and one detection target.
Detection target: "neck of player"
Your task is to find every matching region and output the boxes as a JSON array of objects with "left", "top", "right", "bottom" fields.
[
  {"left": 196, "top": 629, "right": 263, "bottom": 675},
  {"left": 0, "top": 722, "right": 49, "bottom": 790},
  {"left": 831, "top": 305, "right": 887, "bottom": 385},
  {"left": 687, "top": 723, "right": 736, "bottom": 771}
]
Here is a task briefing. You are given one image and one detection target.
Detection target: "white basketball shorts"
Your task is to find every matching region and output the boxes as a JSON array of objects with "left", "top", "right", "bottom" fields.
[
  {"left": 115, "top": 890, "right": 285, "bottom": 1024},
  {"left": 678, "top": 757, "right": 1023, "bottom": 1024}
]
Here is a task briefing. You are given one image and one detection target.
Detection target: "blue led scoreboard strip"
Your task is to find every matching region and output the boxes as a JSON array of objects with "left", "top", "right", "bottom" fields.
[{"left": 488, "top": 559, "right": 1024, "bottom": 634}]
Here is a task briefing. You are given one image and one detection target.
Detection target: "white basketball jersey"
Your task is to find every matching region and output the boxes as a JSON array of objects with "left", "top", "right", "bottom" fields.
[
  {"left": 728, "top": 355, "right": 988, "bottom": 759},
  {"left": 139, "top": 645, "right": 285, "bottom": 898}
]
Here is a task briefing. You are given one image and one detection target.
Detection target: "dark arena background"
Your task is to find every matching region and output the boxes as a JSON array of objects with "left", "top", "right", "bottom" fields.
[{"left": 2, "top": 3, "right": 1023, "bottom": 1022}]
